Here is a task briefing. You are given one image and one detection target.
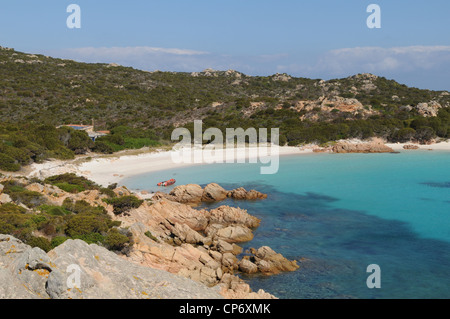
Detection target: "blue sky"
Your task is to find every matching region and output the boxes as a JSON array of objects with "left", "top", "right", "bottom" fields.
[{"left": 1, "top": 1, "right": 450, "bottom": 90}]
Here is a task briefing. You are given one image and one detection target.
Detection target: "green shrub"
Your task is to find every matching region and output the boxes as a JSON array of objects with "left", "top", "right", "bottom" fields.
[
  {"left": 144, "top": 231, "right": 159, "bottom": 242},
  {"left": 62, "top": 199, "right": 106, "bottom": 215},
  {"left": 65, "top": 215, "right": 109, "bottom": 237},
  {"left": 0, "top": 153, "right": 21, "bottom": 171},
  {"left": 0, "top": 221, "right": 15, "bottom": 234},
  {"left": 123, "top": 137, "right": 160, "bottom": 149},
  {"left": 38, "top": 205, "right": 71, "bottom": 216},
  {"left": 27, "top": 236, "right": 52, "bottom": 252},
  {"left": 415, "top": 126, "right": 436, "bottom": 143},
  {"left": 93, "top": 140, "right": 114, "bottom": 154},
  {"left": 0, "top": 203, "right": 27, "bottom": 214},
  {"left": 72, "top": 232, "right": 105, "bottom": 245},
  {"left": 391, "top": 128, "right": 416, "bottom": 143},
  {"left": 104, "top": 196, "right": 143, "bottom": 215},
  {"left": 51, "top": 236, "right": 68, "bottom": 248},
  {"left": 53, "top": 182, "right": 85, "bottom": 193},
  {"left": 1, "top": 182, "right": 45, "bottom": 208},
  {"left": 28, "top": 215, "right": 49, "bottom": 232},
  {"left": 65, "top": 129, "right": 94, "bottom": 154},
  {"left": 99, "top": 187, "right": 116, "bottom": 198},
  {"left": 9, "top": 190, "right": 45, "bottom": 208},
  {"left": 44, "top": 173, "right": 98, "bottom": 193},
  {"left": 104, "top": 228, "right": 130, "bottom": 251}
]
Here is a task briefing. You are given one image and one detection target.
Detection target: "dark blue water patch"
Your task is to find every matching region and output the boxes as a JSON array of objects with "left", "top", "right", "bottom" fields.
[
  {"left": 421, "top": 181, "right": 450, "bottom": 188},
  {"left": 201, "top": 183, "right": 450, "bottom": 299}
]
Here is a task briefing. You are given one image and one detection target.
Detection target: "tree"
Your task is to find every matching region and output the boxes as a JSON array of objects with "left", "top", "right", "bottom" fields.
[
  {"left": 415, "top": 127, "right": 436, "bottom": 143},
  {"left": 392, "top": 128, "right": 416, "bottom": 143}
]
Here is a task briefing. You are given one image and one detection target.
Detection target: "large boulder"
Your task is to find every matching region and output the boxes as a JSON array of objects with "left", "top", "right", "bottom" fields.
[
  {"left": 215, "top": 225, "right": 254, "bottom": 243},
  {"left": 0, "top": 235, "right": 223, "bottom": 299},
  {"left": 332, "top": 140, "right": 394, "bottom": 153},
  {"left": 239, "top": 258, "right": 258, "bottom": 274},
  {"left": 415, "top": 101, "right": 442, "bottom": 117},
  {"left": 202, "top": 183, "right": 228, "bottom": 202},
  {"left": 206, "top": 206, "right": 260, "bottom": 229},
  {"left": 0, "top": 193, "right": 12, "bottom": 204},
  {"left": 156, "top": 183, "right": 267, "bottom": 204},
  {"left": 246, "top": 246, "right": 300, "bottom": 275},
  {"left": 0, "top": 235, "right": 50, "bottom": 298},
  {"left": 169, "top": 184, "right": 204, "bottom": 204},
  {"left": 227, "top": 187, "right": 268, "bottom": 200},
  {"left": 403, "top": 144, "right": 419, "bottom": 150}
]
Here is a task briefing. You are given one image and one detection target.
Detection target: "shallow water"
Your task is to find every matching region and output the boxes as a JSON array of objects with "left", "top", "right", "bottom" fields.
[{"left": 122, "top": 151, "right": 450, "bottom": 298}]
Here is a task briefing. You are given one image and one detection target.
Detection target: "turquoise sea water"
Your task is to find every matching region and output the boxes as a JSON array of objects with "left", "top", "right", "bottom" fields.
[{"left": 122, "top": 151, "right": 450, "bottom": 299}]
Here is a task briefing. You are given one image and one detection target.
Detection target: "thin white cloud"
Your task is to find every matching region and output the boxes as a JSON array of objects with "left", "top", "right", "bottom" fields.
[
  {"left": 64, "top": 46, "right": 209, "bottom": 57},
  {"left": 48, "top": 46, "right": 217, "bottom": 72},
  {"left": 44, "top": 45, "right": 450, "bottom": 89},
  {"left": 316, "top": 45, "right": 450, "bottom": 74}
]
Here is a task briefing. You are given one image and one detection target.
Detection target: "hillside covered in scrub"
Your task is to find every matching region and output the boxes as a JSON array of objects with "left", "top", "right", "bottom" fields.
[{"left": 1, "top": 46, "right": 450, "bottom": 171}]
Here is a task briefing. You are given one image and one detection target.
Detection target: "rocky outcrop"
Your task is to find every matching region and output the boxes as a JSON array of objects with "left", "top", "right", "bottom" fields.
[
  {"left": 0, "top": 234, "right": 223, "bottom": 299},
  {"left": 0, "top": 183, "right": 11, "bottom": 204},
  {"left": 332, "top": 140, "right": 395, "bottom": 154},
  {"left": 227, "top": 187, "right": 268, "bottom": 200},
  {"left": 0, "top": 193, "right": 12, "bottom": 204},
  {"left": 1, "top": 177, "right": 296, "bottom": 299},
  {"left": 115, "top": 196, "right": 296, "bottom": 298},
  {"left": 155, "top": 183, "right": 268, "bottom": 205},
  {"left": 415, "top": 101, "right": 442, "bottom": 117},
  {"left": 239, "top": 247, "right": 300, "bottom": 275},
  {"left": 167, "top": 184, "right": 204, "bottom": 204},
  {"left": 126, "top": 221, "right": 277, "bottom": 299},
  {"left": 201, "top": 183, "right": 228, "bottom": 202},
  {"left": 403, "top": 144, "right": 420, "bottom": 150}
]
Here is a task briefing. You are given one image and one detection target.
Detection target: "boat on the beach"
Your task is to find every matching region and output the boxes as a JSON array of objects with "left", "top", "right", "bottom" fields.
[{"left": 157, "top": 179, "right": 176, "bottom": 187}]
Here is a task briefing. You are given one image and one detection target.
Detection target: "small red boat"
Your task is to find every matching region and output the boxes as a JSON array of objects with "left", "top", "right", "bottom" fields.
[{"left": 157, "top": 179, "right": 176, "bottom": 187}]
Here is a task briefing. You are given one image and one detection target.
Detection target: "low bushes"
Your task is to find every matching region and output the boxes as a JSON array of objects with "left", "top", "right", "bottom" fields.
[
  {"left": 104, "top": 196, "right": 143, "bottom": 215},
  {"left": 104, "top": 228, "right": 131, "bottom": 251},
  {"left": 38, "top": 204, "right": 71, "bottom": 216},
  {"left": 0, "top": 195, "right": 127, "bottom": 252},
  {"left": 0, "top": 153, "right": 21, "bottom": 171},
  {"left": 44, "top": 173, "right": 98, "bottom": 193},
  {"left": 1, "top": 181, "right": 46, "bottom": 208},
  {"left": 27, "top": 236, "right": 52, "bottom": 252},
  {"left": 65, "top": 214, "right": 109, "bottom": 237}
]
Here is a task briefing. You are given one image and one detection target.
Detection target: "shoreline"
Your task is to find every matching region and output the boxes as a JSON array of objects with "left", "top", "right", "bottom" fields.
[
  {"left": 2, "top": 139, "right": 450, "bottom": 299},
  {"left": 24, "top": 145, "right": 312, "bottom": 187},
  {"left": 15, "top": 140, "right": 450, "bottom": 188}
]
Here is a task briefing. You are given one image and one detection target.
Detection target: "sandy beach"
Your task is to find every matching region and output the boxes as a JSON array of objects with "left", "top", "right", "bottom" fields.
[
  {"left": 24, "top": 145, "right": 311, "bottom": 187},
  {"left": 386, "top": 141, "right": 450, "bottom": 151},
  {"left": 20, "top": 140, "right": 450, "bottom": 188}
]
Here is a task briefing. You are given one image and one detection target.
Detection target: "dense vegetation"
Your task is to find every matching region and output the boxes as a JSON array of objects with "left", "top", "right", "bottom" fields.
[
  {"left": 0, "top": 47, "right": 449, "bottom": 172},
  {"left": 0, "top": 123, "right": 162, "bottom": 171},
  {"left": 199, "top": 106, "right": 450, "bottom": 146},
  {"left": 0, "top": 175, "right": 139, "bottom": 252}
]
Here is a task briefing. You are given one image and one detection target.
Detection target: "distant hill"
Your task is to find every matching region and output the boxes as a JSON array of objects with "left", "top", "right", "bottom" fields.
[{"left": 0, "top": 46, "right": 449, "bottom": 171}]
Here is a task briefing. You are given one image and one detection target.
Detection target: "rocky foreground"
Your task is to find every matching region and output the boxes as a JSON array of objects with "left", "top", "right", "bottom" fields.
[
  {"left": 0, "top": 178, "right": 299, "bottom": 299},
  {"left": 122, "top": 183, "right": 298, "bottom": 299},
  {"left": 0, "top": 234, "right": 222, "bottom": 299}
]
